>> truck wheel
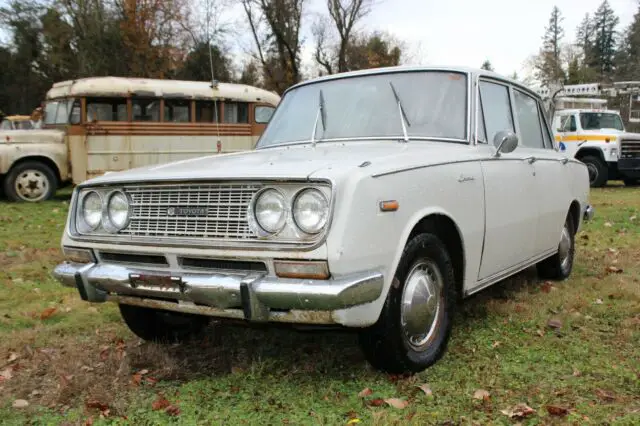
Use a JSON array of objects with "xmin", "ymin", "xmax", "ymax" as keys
[
  {"xmin": 536, "ymin": 213, "xmax": 575, "ymax": 280},
  {"xmin": 623, "ymin": 179, "xmax": 639, "ymax": 187},
  {"xmin": 119, "ymin": 304, "xmax": 210, "ymax": 343},
  {"xmin": 358, "ymin": 233, "xmax": 456, "ymax": 374},
  {"xmin": 4, "ymin": 161, "xmax": 57, "ymax": 202},
  {"xmin": 579, "ymin": 155, "xmax": 608, "ymax": 188}
]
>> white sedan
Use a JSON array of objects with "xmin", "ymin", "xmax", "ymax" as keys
[{"xmin": 53, "ymin": 66, "xmax": 593, "ymax": 374}]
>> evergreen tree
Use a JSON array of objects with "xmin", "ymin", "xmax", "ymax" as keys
[
  {"xmin": 591, "ymin": 0, "xmax": 619, "ymax": 79},
  {"xmin": 536, "ymin": 6, "xmax": 565, "ymax": 84},
  {"xmin": 616, "ymin": 2, "xmax": 640, "ymax": 80},
  {"xmin": 480, "ymin": 60, "xmax": 494, "ymax": 71}
]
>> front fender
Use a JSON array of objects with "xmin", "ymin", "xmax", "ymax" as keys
[{"xmin": 0, "ymin": 143, "xmax": 68, "ymax": 179}]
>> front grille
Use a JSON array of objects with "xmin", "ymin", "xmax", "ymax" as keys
[
  {"xmin": 621, "ymin": 137, "xmax": 640, "ymax": 159},
  {"xmin": 120, "ymin": 183, "xmax": 261, "ymax": 240}
]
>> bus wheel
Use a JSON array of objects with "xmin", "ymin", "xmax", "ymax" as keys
[
  {"xmin": 623, "ymin": 179, "xmax": 639, "ymax": 187},
  {"xmin": 580, "ymin": 155, "xmax": 608, "ymax": 188},
  {"xmin": 4, "ymin": 161, "xmax": 57, "ymax": 202}
]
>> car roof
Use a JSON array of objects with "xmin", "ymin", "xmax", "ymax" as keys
[{"xmin": 284, "ymin": 65, "xmax": 539, "ymax": 99}]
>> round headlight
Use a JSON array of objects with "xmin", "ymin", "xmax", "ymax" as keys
[
  {"xmin": 82, "ymin": 191, "xmax": 102, "ymax": 230},
  {"xmin": 107, "ymin": 191, "xmax": 130, "ymax": 230},
  {"xmin": 293, "ymin": 188, "xmax": 329, "ymax": 234},
  {"xmin": 254, "ymin": 189, "xmax": 286, "ymax": 233}
]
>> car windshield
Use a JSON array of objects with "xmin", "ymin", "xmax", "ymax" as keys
[
  {"xmin": 257, "ymin": 71, "xmax": 468, "ymax": 148},
  {"xmin": 579, "ymin": 112, "xmax": 624, "ymax": 131},
  {"xmin": 44, "ymin": 99, "xmax": 74, "ymax": 125}
]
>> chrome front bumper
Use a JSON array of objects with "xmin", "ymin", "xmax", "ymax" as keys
[
  {"xmin": 52, "ymin": 262, "xmax": 384, "ymax": 324},
  {"xmin": 583, "ymin": 204, "xmax": 595, "ymax": 221}
]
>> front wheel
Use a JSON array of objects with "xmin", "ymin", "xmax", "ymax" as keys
[
  {"xmin": 119, "ymin": 304, "xmax": 210, "ymax": 343},
  {"xmin": 3, "ymin": 161, "xmax": 57, "ymax": 202},
  {"xmin": 358, "ymin": 233, "xmax": 456, "ymax": 374},
  {"xmin": 579, "ymin": 155, "xmax": 608, "ymax": 188}
]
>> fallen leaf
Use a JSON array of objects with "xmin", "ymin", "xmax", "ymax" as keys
[
  {"xmin": 473, "ymin": 389, "xmax": 491, "ymax": 401},
  {"xmin": 132, "ymin": 373, "xmax": 142, "ymax": 386},
  {"xmin": 606, "ymin": 266, "xmax": 623, "ymax": 274},
  {"xmin": 541, "ymin": 282, "xmax": 553, "ymax": 293},
  {"xmin": 145, "ymin": 376, "xmax": 158, "ymax": 385},
  {"xmin": 12, "ymin": 399, "xmax": 29, "ymax": 409},
  {"xmin": 86, "ymin": 399, "xmax": 109, "ymax": 411},
  {"xmin": 630, "ymin": 215, "xmax": 637, "ymax": 221},
  {"xmin": 99, "ymin": 346, "xmax": 109, "ymax": 361},
  {"xmin": 604, "ymin": 222, "xmax": 612, "ymax": 227},
  {"xmin": 346, "ymin": 419, "xmax": 361, "ymax": 425},
  {"xmin": 366, "ymin": 398, "xmax": 385, "ymax": 407},
  {"xmin": 40, "ymin": 307, "xmax": 57, "ymax": 320},
  {"xmin": 84, "ymin": 417, "xmax": 94, "ymax": 426},
  {"xmin": 29, "ymin": 390, "xmax": 41, "ymax": 397},
  {"xmin": 138, "ymin": 369, "xmax": 149, "ymax": 376},
  {"xmin": 417, "ymin": 384, "xmax": 433, "ymax": 397},
  {"xmin": 607, "ymin": 248, "xmax": 617, "ymax": 254},
  {"xmin": 357, "ymin": 388, "xmax": 373, "ymax": 398},
  {"xmin": 595, "ymin": 389, "xmax": 616, "ymax": 402},
  {"xmin": 546, "ymin": 405, "xmax": 569, "ymax": 416},
  {"xmin": 536, "ymin": 329, "xmax": 545, "ymax": 337},
  {"xmin": 501, "ymin": 403, "xmax": 536, "ymax": 419},
  {"xmin": 165, "ymin": 405, "xmax": 181, "ymax": 416},
  {"xmin": 7, "ymin": 353, "xmax": 18, "ymax": 363},
  {"xmin": 594, "ymin": 299, "xmax": 604, "ymax": 305},
  {"xmin": 1, "ymin": 368, "xmax": 13, "ymax": 381},
  {"xmin": 547, "ymin": 318, "xmax": 562, "ymax": 330},
  {"xmin": 491, "ymin": 341, "xmax": 501, "ymax": 348},
  {"xmin": 152, "ymin": 396, "xmax": 171, "ymax": 411},
  {"xmin": 573, "ymin": 368, "xmax": 582, "ymax": 377},
  {"xmin": 384, "ymin": 398, "xmax": 409, "ymax": 409}
]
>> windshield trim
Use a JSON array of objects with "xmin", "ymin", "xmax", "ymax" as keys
[
  {"xmin": 256, "ymin": 69, "xmax": 472, "ymax": 148},
  {"xmin": 255, "ymin": 135, "xmax": 470, "ymax": 150}
]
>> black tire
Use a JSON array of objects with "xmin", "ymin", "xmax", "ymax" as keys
[
  {"xmin": 119, "ymin": 304, "xmax": 210, "ymax": 343},
  {"xmin": 623, "ymin": 179, "xmax": 640, "ymax": 187},
  {"xmin": 579, "ymin": 155, "xmax": 608, "ymax": 188},
  {"xmin": 358, "ymin": 233, "xmax": 456, "ymax": 374},
  {"xmin": 536, "ymin": 213, "xmax": 575, "ymax": 280},
  {"xmin": 3, "ymin": 161, "xmax": 57, "ymax": 202}
]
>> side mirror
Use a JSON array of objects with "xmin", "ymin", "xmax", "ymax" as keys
[{"xmin": 493, "ymin": 130, "xmax": 518, "ymax": 157}]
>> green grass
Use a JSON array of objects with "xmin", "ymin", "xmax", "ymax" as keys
[{"xmin": 0, "ymin": 184, "xmax": 638, "ymax": 425}]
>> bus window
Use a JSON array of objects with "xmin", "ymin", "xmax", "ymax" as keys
[
  {"xmin": 133, "ymin": 98, "xmax": 160, "ymax": 122},
  {"xmin": 195, "ymin": 101, "xmax": 221, "ymax": 122},
  {"xmin": 224, "ymin": 102, "xmax": 249, "ymax": 124},
  {"xmin": 86, "ymin": 98, "xmax": 127, "ymax": 122},
  {"xmin": 255, "ymin": 106, "xmax": 275, "ymax": 123},
  {"xmin": 164, "ymin": 99, "xmax": 190, "ymax": 123}
]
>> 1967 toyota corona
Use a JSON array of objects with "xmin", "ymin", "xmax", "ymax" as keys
[{"xmin": 54, "ymin": 66, "xmax": 594, "ymax": 373}]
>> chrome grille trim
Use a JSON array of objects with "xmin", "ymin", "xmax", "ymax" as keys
[
  {"xmin": 120, "ymin": 183, "xmax": 261, "ymax": 240},
  {"xmin": 620, "ymin": 138, "xmax": 640, "ymax": 159}
]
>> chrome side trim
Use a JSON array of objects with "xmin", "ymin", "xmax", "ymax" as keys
[{"xmin": 466, "ymin": 248, "xmax": 557, "ymax": 297}]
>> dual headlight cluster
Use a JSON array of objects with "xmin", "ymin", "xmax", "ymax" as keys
[
  {"xmin": 250, "ymin": 187, "xmax": 330, "ymax": 237},
  {"xmin": 77, "ymin": 190, "xmax": 130, "ymax": 234}
]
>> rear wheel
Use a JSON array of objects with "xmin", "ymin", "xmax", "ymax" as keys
[
  {"xmin": 358, "ymin": 233, "xmax": 456, "ymax": 374},
  {"xmin": 579, "ymin": 155, "xmax": 608, "ymax": 188},
  {"xmin": 119, "ymin": 304, "xmax": 210, "ymax": 343},
  {"xmin": 536, "ymin": 214, "xmax": 575, "ymax": 280},
  {"xmin": 4, "ymin": 161, "xmax": 57, "ymax": 202}
]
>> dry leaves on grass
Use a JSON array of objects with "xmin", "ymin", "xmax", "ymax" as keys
[
  {"xmin": 152, "ymin": 395, "xmax": 171, "ymax": 411},
  {"xmin": 357, "ymin": 388, "xmax": 373, "ymax": 398},
  {"xmin": 473, "ymin": 389, "xmax": 490, "ymax": 401},
  {"xmin": 384, "ymin": 398, "xmax": 409, "ymax": 409},
  {"xmin": 595, "ymin": 388, "xmax": 616, "ymax": 402},
  {"xmin": 12, "ymin": 399, "xmax": 29, "ymax": 409},
  {"xmin": 546, "ymin": 405, "xmax": 569, "ymax": 416},
  {"xmin": 40, "ymin": 307, "xmax": 57, "ymax": 320},
  {"xmin": 417, "ymin": 384, "xmax": 433, "ymax": 397},
  {"xmin": 547, "ymin": 318, "xmax": 562, "ymax": 330},
  {"xmin": 501, "ymin": 403, "xmax": 536, "ymax": 419},
  {"xmin": 606, "ymin": 266, "xmax": 623, "ymax": 274}
]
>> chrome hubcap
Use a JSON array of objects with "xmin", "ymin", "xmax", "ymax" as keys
[
  {"xmin": 14, "ymin": 169, "xmax": 49, "ymax": 201},
  {"xmin": 586, "ymin": 163, "xmax": 598, "ymax": 184},
  {"xmin": 400, "ymin": 260, "xmax": 443, "ymax": 351},
  {"xmin": 558, "ymin": 225, "xmax": 571, "ymax": 271}
]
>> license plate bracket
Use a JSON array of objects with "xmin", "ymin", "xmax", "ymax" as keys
[{"xmin": 129, "ymin": 273, "xmax": 183, "ymax": 292}]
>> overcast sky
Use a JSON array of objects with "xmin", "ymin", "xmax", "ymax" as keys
[{"xmin": 248, "ymin": 0, "xmax": 637, "ymax": 81}]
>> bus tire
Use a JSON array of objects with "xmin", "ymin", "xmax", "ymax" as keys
[
  {"xmin": 3, "ymin": 161, "xmax": 58, "ymax": 202},
  {"xmin": 580, "ymin": 155, "xmax": 608, "ymax": 188}
]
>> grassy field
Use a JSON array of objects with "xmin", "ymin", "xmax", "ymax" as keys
[{"xmin": 0, "ymin": 185, "xmax": 638, "ymax": 425}]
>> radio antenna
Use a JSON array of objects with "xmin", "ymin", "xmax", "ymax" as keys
[{"xmin": 204, "ymin": 0, "xmax": 222, "ymax": 151}]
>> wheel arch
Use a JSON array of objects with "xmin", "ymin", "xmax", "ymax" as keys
[
  {"xmin": 575, "ymin": 146, "xmax": 605, "ymax": 162},
  {"xmin": 569, "ymin": 199, "xmax": 581, "ymax": 235},
  {"xmin": 7, "ymin": 155, "xmax": 62, "ymax": 184}
]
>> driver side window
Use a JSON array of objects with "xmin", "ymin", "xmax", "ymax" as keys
[
  {"xmin": 478, "ymin": 80, "xmax": 514, "ymax": 146},
  {"xmin": 561, "ymin": 115, "xmax": 577, "ymax": 132}
]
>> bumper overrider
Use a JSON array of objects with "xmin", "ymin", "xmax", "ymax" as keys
[
  {"xmin": 52, "ymin": 262, "xmax": 384, "ymax": 325},
  {"xmin": 583, "ymin": 204, "xmax": 595, "ymax": 221}
]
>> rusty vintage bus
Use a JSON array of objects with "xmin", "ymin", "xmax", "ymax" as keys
[{"xmin": 0, "ymin": 77, "xmax": 280, "ymax": 202}]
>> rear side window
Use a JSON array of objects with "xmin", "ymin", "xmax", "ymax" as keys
[
  {"xmin": 224, "ymin": 102, "xmax": 249, "ymax": 123},
  {"xmin": 164, "ymin": 99, "xmax": 190, "ymax": 123},
  {"xmin": 478, "ymin": 81, "xmax": 514, "ymax": 146},
  {"xmin": 132, "ymin": 98, "xmax": 160, "ymax": 122},
  {"xmin": 86, "ymin": 98, "xmax": 127, "ymax": 122}
]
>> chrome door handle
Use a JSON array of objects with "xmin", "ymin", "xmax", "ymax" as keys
[
  {"xmin": 524, "ymin": 156, "xmax": 536, "ymax": 164},
  {"xmin": 561, "ymin": 158, "xmax": 569, "ymax": 164}
]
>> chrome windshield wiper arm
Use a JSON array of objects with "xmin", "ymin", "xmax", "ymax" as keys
[
  {"xmin": 389, "ymin": 82, "xmax": 411, "ymax": 142},
  {"xmin": 311, "ymin": 89, "xmax": 327, "ymax": 147}
]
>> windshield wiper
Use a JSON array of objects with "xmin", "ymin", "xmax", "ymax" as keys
[
  {"xmin": 389, "ymin": 81, "xmax": 411, "ymax": 142},
  {"xmin": 311, "ymin": 89, "xmax": 327, "ymax": 147}
]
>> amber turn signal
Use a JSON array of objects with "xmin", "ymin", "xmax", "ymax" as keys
[
  {"xmin": 379, "ymin": 200, "xmax": 399, "ymax": 212},
  {"xmin": 274, "ymin": 260, "xmax": 330, "ymax": 279},
  {"xmin": 62, "ymin": 246, "xmax": 95, "ymax": 264}
]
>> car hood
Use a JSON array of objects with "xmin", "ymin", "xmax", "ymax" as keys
[
  {"xmin": 83, "ymin": 140, "xmax": 477, "ymax": 186},
  {"xmin": 0, "ymin": 129, "xmax": 65, "ymax": 144}
]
